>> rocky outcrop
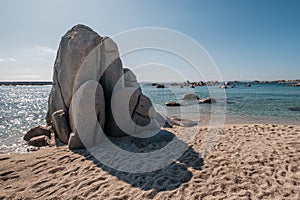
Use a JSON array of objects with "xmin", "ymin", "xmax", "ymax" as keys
[{"xmin": 41, "ymin": 24, "xmax": 162, "ymax": 149}]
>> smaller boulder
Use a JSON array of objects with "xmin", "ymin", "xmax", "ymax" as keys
[
  {"xmin": 199, "ymin": 97, "xmax": 216, "ymax": 104},
  {"xmin": 52, "ymin": 109, "xmax": 70, "ymax": 144},
  {"xmin": 24, "ymin": 126, "xmax": 51, "ymax": 142},
  {"xmin": 165, "ymin": 102, "xmax": 181, "ymax": 106},
  {"xmin": 28, "ymin": 135, "xmax": 50, "ymax": 147},
  {"xmin": 182, "ymin": 93, "xmax": 199, "ymax": 101}
]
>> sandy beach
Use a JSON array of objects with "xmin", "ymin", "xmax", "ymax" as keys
[{"xmin": 1, "ymin": 123, "xmax": 299, "ymax": 200}]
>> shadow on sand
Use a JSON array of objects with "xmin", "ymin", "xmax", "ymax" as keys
[{"xmin": 72, "ymin": 129, "xmax": 203, "ymax": 192}]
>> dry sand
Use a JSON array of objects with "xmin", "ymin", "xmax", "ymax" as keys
[{"xmin": 1, "ymin": 124, "xmax": 300, "ymax": 199}]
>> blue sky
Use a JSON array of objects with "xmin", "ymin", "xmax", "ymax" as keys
[{"xmin": 0, "ymin": 0, "xmax": 299, "ymax": 81}]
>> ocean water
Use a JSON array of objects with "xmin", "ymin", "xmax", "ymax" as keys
[
  {"xmin": 141, "ymin": 83, "xmax": 300, "ymax": 124},
  {"xmin": 0, "ymin": 85, "xmax": 50, "ymax": 153},
  {"xmin": 0, "ymin": 83, "xmax": 299, "ymax": 153}
]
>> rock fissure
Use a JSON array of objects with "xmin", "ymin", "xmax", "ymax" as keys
[{"xmin": 131, "ymin": 93, "xmax": 142, "ymax": 119}]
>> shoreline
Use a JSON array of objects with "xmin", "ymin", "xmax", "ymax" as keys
[
  {"xmin": 1, "ymin": 123, "xmax": 300, "ymax": 199},
  {"xmin": 1, "ymin": 119, "xmax": 300, "ymax": 155}
]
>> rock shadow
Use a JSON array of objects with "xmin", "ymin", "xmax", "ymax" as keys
[{"xmin": 72, "ymin": 129, "xmax": 203, "ymax": 192}]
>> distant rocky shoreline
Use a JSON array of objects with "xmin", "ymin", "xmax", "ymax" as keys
[
  {"xmin": 150, "ymin": 79, "xmax": 300, "ymax": 88},
  {"xmin": 1, "ymin": 79, "xmax": 299, "ymax": 86}
]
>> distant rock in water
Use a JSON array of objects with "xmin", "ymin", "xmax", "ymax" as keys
[
  {"xmin": 25, "ymin": 24, "xmax": 163, "ymax": 149},
  {"xmin": 165, "ymin": 102, "xmax": 181, "ymax": 106},
  {"xmin": 199, "ymin": 97, "xmax": 216, "ymax": 104},
  {"xmin": 182, "ymin": 93, "xmax": 200, "ymax": 101},
  {"xmin": 290, "ymin": 83, "xmax": 300, "ymax": 87},
  {"xmin": 288, "ymin": 107, "xmax": 300, "ymax": 112},
  {"xmin": 156, "ymin": 84, "xmax": 165, "ymax": 88}
]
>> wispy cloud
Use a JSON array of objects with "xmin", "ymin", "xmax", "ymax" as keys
[
  {"xmin": 0, "ymin": 58, "xmax": 18, "ymax": 62},
  {"xmin": 9, "ymin": 58, "xmax": 17, "ymax": 62},
  {"xmin": 36, "ymin": 45, "xmax": 56, "ymax": 54}
]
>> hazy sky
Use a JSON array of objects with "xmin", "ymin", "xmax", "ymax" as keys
[{"xmin": 0, "ymin": 0, "xmax": 299, "ymax": 81}]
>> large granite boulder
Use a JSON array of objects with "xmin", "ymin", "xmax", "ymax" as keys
[{"xmin": 43, "ymin": 24, "xmax": 162, "ymax": 149}]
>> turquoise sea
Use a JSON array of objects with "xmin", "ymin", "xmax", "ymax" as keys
[{"xmin": 0, "ymin": 83, "xmax": 299, "ymax": 153}]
